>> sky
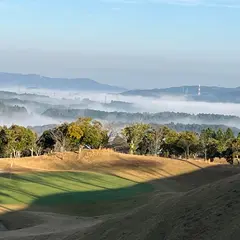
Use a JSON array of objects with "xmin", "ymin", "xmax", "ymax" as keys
[{"xmin": 0, "ymin": 0, "xmax": 240, "ymax": 89}]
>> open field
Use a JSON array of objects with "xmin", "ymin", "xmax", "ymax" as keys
[{"xmin": 1, "ymin": 150, "xmax": 240, "ymax": 240}]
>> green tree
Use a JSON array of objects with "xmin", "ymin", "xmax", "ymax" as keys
[
  {"xmin": 237, "ymin": 132, "xmax": 240, "ymax": 139},
  {"xmin": 206, "ymin": 138, "xmax": 219, "ymax": 162},
  {"xmin": 68, "ymin": 118, "xmax": 108, "ymax": 150},
  {"xmin": 199, "ymin": 128, "xmax": 215, "ymax": 160},
  {"xmin": 122, "ymin": 123, "xmax": 150, "ymax": 154},
  {"xmin": 38, "ymin": 118, "xmax": 109, "ymax": 154},
  {"xmin": 215, "ymin": 129, "xmax": 227, "ymax": 158},
  {"xmin": 7, "ymin": 125, "xmax": 36, "ymax": 158},
  {"xmin": 224, "ymin": 128, "xmax": 234, "ymax": 141},
  {"xmin": 162, "ymin": 128, "xmax": 179, "ymax": 157},
  {"xmin": 177, "ymin": 131, "xmax": 199, "ymax": 159},
  {"xmin": 229, "ymin": 138, "xmax": 240, "ymax": 165},
  {"xmin": 37, "ymin": 129, "xmax": 56, "ymax": 153},
  {"xmin": 0, "ymin": 126, "xmax": 9, "ymax": 157}
]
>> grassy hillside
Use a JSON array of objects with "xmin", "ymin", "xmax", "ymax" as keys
[
  {"xmin": 82, "ymin": 173, "xmax": 240, "ymax": 240},
  {"xmin": 0, "ymin": 171, "xmax": 153, "ymax": 216},
  {"xmin": 0, "ymin": 150, "xmax": 240, "ymax": 240}
]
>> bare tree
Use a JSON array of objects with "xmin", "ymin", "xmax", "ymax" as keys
[
  {"xmin": 29, "ymin": 143, "xmax": 42, "ymax": 157},
  {"xmin": 149, "ymin": 126, "xmax": 166, "ymax": 156},
  {"xmin": 49, "ymin": 128, "xmax": 67, "ymax": 152}
]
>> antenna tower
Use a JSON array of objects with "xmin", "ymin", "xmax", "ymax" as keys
[{"xmin": 198, "ymin": 84, "xmax": 201, "ymax": 96}]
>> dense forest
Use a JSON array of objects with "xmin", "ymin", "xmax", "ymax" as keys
[{"xmin": 0, "ymin": 118, "xmax": 240, "ymax": 165}]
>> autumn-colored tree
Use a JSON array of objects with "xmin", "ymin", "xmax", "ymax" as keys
[
  {"xmin": 67, "ymin": 122, "xmax": 84, "ymax": 152},
  {"xmin": 67, "ymin": 118, "xmax": 109, "ymax": 150}
]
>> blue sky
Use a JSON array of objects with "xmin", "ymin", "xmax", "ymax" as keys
[{"xmin": 1, "ymin": 0, "xmax": 240, "ymax": 89}]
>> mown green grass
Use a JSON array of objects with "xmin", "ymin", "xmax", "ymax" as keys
[{"xmin": 0, "ymin": 172, "xmax": 153, "ymax": 210}]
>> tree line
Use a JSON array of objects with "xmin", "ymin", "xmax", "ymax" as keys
[
  {"xmin": 121, "ymin": 123, "xmax": 240, "ymax": 164},
  {"xmin": 42, "ymin": 108, "xmax": 240, "ymax": 125},
  {"xmin": 0, "ymin": 118, "xmax": 240, "ymax": 165},
  {"xmin": 0, "ymin": 118, "xmax": 108, "ymax": 158}
]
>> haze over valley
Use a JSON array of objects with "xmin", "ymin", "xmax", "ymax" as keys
[{"xmin": 1, "ymin": 72, "xmax": 240, "ymax": 136}]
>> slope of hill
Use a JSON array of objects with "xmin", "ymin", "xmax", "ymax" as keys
[
  {"xmin": 0, "ymin": 150, "xmax": 240, "ymax": 240},
  {"xmin": 82, "ymin": 173, "xmax": 240, "ymax": 240},
  {"xmin": 0, "ymin": 72, "xmax": 126, "ymax": 92}
]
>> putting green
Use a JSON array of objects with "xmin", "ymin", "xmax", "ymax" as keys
[{"xmin": 0, "ymin": 172, "xmax": 153, "ymax": 206}]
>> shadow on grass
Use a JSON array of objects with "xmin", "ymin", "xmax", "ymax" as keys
[
  {"xmin": 0, "ymin": 172, "xmax": 153, "ymax": 218},
  {"xmin": 32, "ymin": 183, "xmax": 152, "ymax": 206},
  {"xmin": 0, "ymin": 162, "xmax": 240, "ymax": 231},
  {"xmin": 0, "ymin": 170, "xmax": 154, "ymax": 216}
]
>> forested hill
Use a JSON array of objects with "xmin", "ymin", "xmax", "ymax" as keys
[
  {"xmin": 121, "ymin": 86, "xmax": 240, "ymax": 103},
  {"xmin": 0, "ymin": 102, "xmax": 27, "ymax": 116},
  {"xmin": 42, "ymin": 108, "xmax": 240, "ymax": 127}
]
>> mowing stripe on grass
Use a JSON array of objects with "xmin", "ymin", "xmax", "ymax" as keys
[{"xmin": 0, "ymin": 171, "xmax": 153, "ymax": 206}]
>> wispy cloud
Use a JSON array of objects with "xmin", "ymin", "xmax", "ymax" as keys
[
  {"xmin": 101, "ymin": 0, "xmax": 240, "ymax": 8},
  {"xmin": 111, "ymin": 7, "xmax": 121, "ymax": 11},
  {"xmin": 156, "ymin": 0, "xmax": 240, "ymax": 8}
]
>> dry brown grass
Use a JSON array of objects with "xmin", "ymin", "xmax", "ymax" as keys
[
  {"xmin": 0, "ymin": 149, "xmax": 234, "ymax": 183},
  {"xmin": 1, "ymin": 150, "xmax": 240, "ymax": 240},
  {"xmin": 81, "ymin": 173, "xmax": 240, "ymax": 240}
]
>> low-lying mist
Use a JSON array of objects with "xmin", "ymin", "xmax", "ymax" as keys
[
  {"xmin": 0, "ymin": 114, "xmax": 60, "ymax": 128},
  {"xmin": 4, "ymin": 87, "xmax": 240, "ymax": 115},
  {"xmin": 1, "ymin": 87, "xmax": 240, "ymax": 129}
]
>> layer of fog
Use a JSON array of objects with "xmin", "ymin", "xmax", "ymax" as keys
[
  {"xmin": 2, "ymin": 87, "xmax": 240, "ymax": 128},
  {"xmin": 0, "ymin": 114, "xmax": 61, "ymax": 128},
  {"xmin": 12, "ymin": 87, "xmax": 240, "ymax": 116}
]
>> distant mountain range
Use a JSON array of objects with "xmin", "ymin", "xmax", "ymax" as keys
[
  {"xmin": 0, "ymin": 72, "xmax": 126, "ymax": 92},
  {"xmin": 2, "ymin": 72, "xmax": 240, "ymax": 103},
  {"xmin": 122, "ymin": 86, "xmax": 240, "ymax": 103}
]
